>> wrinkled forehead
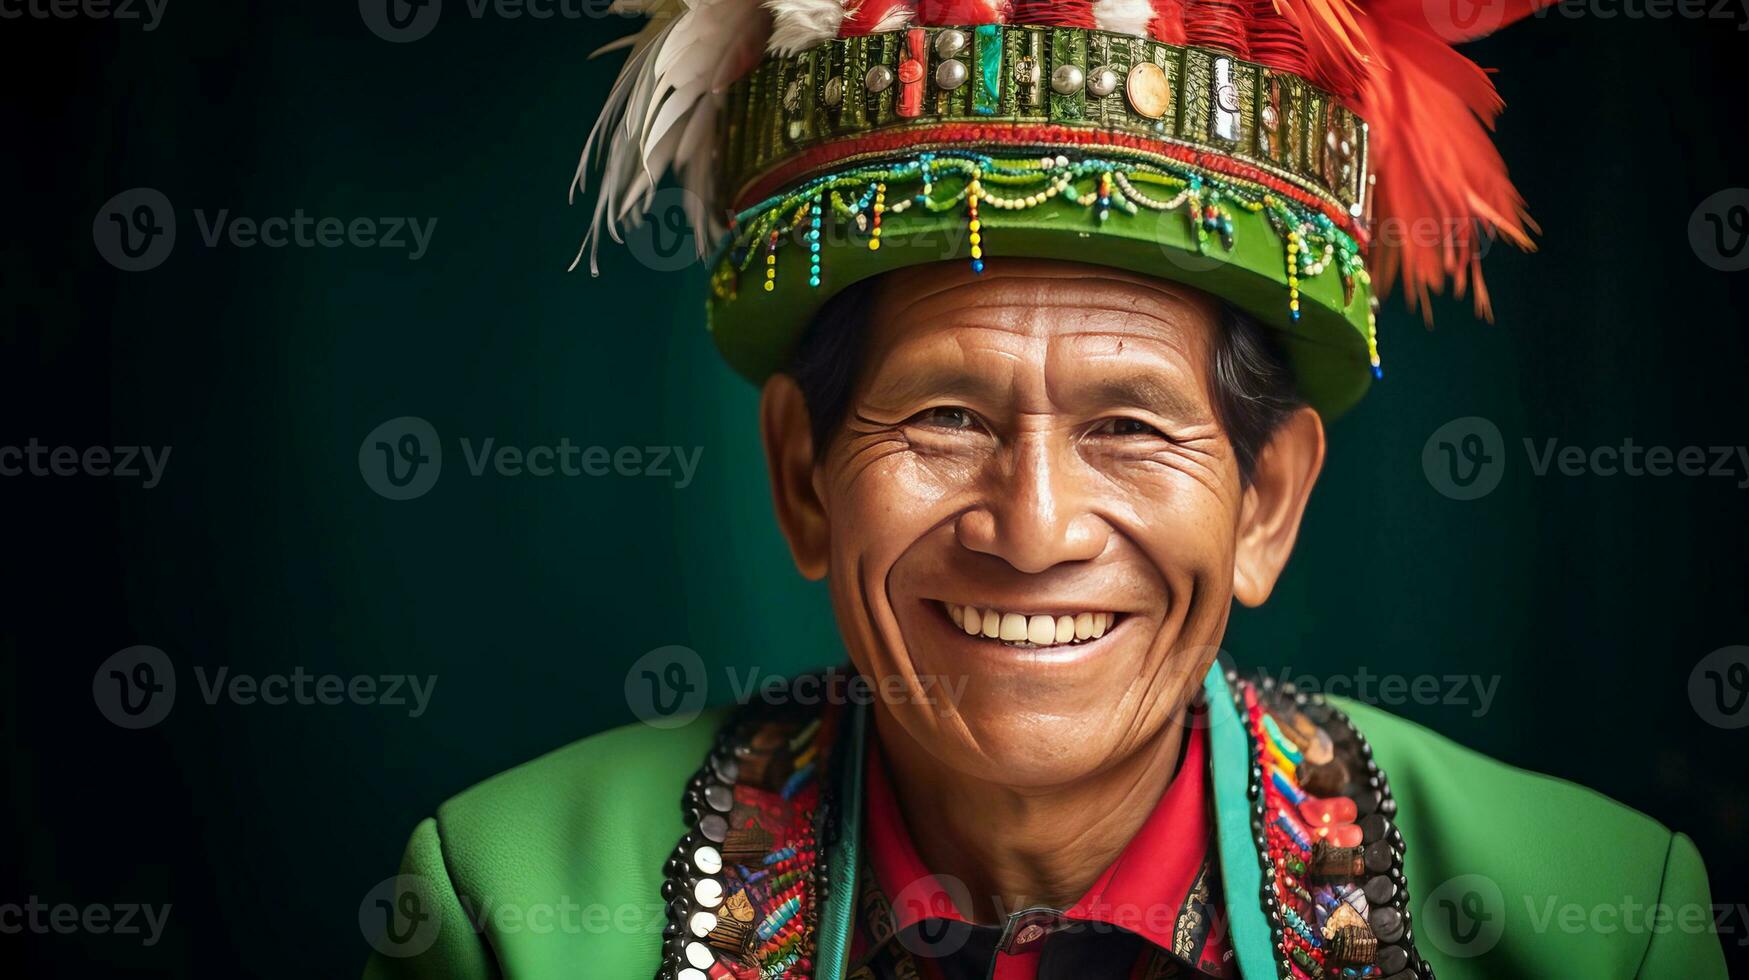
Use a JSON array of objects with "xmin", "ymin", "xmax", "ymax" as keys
[{"xmin": 857, "ymin": 259, "xmax": 1224, "ymax": 404}]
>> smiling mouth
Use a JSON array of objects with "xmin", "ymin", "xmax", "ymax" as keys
[{"xmin": 939, "ymin": 601, "xmax": 1120, "ymax": 649}]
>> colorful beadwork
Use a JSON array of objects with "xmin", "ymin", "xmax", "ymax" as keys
[
  {"xmin": 1225, "ymin": 672, "xmax": 1428, "ymax": 980},
  {"xmin": 712, "ymin": 150, "xmax": 1372, "ymax": 358},
  {"xmin": 654, "ymin": 705, "xmax": 831, "ymax": 980}
]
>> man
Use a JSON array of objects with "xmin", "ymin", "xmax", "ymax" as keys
[{"xmin": 366, "ymin": 2, "xmax": 1727, "ymax": 978}]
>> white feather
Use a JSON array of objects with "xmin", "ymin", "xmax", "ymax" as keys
[
  {"xmin": 765, "ymin": 0, "xmax": 849, "ymax": 56},
  {"xmin": 570, "ymin": 0, "xmax": 771, "ymax": 273},
  {"xmin": 868, "ymin": 0, "xmax": 913, "ymax": 31},
  {"xmin": 1092, "ymin": 0, "xmax": 1154, "ymax": 36}
]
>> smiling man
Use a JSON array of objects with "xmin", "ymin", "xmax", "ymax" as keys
[{"xmin": 365, "ymin": 2, "xmax": 1726, "ymax": 979}]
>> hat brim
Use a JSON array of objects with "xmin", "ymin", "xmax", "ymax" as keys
[{"xmin": 708, "ymin": 188, "xmax": 1374, "ymax": 419}]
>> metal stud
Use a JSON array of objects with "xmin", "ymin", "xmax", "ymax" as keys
[
  {"xmin": 1050, "ymin": 64, "xmax": 1084, "ymax": 95},
  {"xmin": 935, "ymin": 58, "xmax": 968, "ymax": 90},
  {"xmin": 703, "ymin": 783, "xmax": 733, "ymax": 813},
  {"xmin": 822, "ymin": 75, "xmax": 843, "ymax": 107},
  {"xmin": 933, "ymin": 28, "xmax": 967, "ymax": 59},
  {"xmin": 693, "ymin": 878, "xmax": 723, "ymax": 908},
  {"xmin": 1086, "ymin": 66, "xmax": 1118, "ymax": 98},
  {"xmin": 865, "ymin": 64, "xmax": 894, "ymax": 93},
  {"xmin": 783, "ymin": 79, "xmax": 802, "ymax": 112},
  {"xmin": 697, "ymin": 813, "xmax": 728, "ymax": 843}
]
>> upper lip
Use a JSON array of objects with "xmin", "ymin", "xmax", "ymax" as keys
[{"xmin": 928, "ymin": 597, "xmax": 1132, "ymax": 616}]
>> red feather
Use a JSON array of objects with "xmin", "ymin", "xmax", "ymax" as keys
[
  {"xmin": 1353, "ymin": 0, "xmax": 1550, "ymax": 319},
  {"xmin": 914, "ymin": 0, "xmax": 1011, "ymax": 23}
]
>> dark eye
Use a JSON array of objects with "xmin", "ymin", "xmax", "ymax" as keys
[
  {"xmin": 907, "ymin": 406, "xmax": 980, "ymax": 431},
  {"xmin": 1094, "ymin": 417, "xmax": 1165, "ymax": 438}
]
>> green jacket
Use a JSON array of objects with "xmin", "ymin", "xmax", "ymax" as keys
[{"xmin": 363, "ymin": 671, "xmax": 1726, "ymax": 979}]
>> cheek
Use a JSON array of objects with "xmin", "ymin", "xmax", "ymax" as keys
[
  {"xmin": 1099, "ymin": 456, "xmax": 1244, "ymax": 582},
  {"xmin": 825, "ymin": 440, "xmax": 979, "ymax": 568}
]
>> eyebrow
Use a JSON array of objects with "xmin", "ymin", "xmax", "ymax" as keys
[
  {"xmin": 1079, "ymin": 374, "xmax": 1207, "ymax": 421},
  {"xmin": 862, "ymin": 364, "xmax": 1012, "ymax": 409}
]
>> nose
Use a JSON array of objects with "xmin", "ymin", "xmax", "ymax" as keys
[{"xmin": 954, "ymin": 432, "xmax": 1110, "ymax": 573}]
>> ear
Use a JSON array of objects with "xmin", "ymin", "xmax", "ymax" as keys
[
  {"xmin": 760, "ymin": 374, "xmax": 830, "ymax": 580},
  {"xmin": 1232, "ymin": 406, "xmax": 1326, "ymax": 607}
]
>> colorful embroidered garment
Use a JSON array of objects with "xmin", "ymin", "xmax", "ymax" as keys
[{"xmin": 652, "ymin": 669, "xmax": 1431, "ymax": 980}]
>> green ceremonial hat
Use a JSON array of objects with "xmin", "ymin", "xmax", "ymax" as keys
[{"xmin": 577, "ymin": 2, "xmax": 1538, "ymax": 419}]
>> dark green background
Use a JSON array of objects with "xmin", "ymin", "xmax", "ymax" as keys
[{"xmin": 3, "ymin": 1, "xmax": 1747, "ymax": 975}]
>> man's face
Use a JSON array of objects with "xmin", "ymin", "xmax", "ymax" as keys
[{"xmin": 762, "ymin": 260, "xmax": 1322, "ymax": 787}]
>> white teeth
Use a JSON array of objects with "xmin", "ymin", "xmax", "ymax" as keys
[
  {"xmin": 1027, "ymin": 615, "xmax": 1055, "ymax": 645},
  {"xmin": 1075, "ymin": 612, "xmax": 1094, "ymax": 639},
  {"xmin": 942, "ymin": 603, "xmax": 1119, "ymax": 648}
]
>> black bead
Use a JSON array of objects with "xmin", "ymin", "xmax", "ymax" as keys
[
  {"xmin": 1360, "ymin": 813, "xmax": 1392, "ymax": 844},
  {"xmin": 1369, "ymin": 906, "xmax": 1405, "ymax": 944},
  {"xmin": 1364, "ymin": 875, "xmax": 1397, "ymax": 906},
  {"xmin": 1377, "ymin": 944, "xmax": 1409, "ymax": 973}
]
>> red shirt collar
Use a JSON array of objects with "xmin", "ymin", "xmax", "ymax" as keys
[{"xmin": 864, "ymin": 722, "xmax": 1220, "ymax": 957}]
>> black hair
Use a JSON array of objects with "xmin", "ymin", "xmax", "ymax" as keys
[{"xmin": 788, "ymin": 274, "xmax": 1303, "ymax": 481}]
